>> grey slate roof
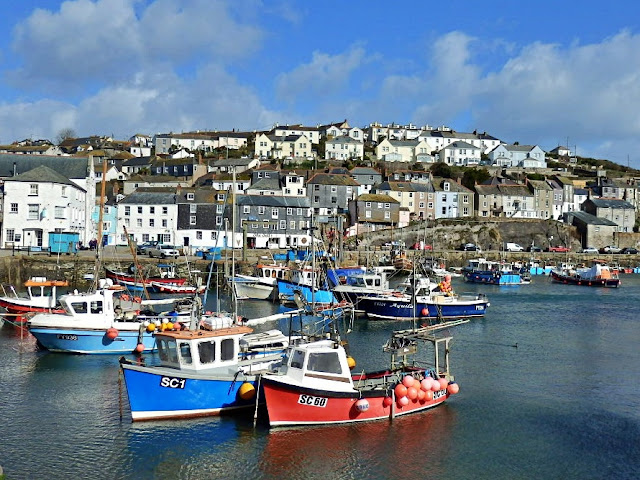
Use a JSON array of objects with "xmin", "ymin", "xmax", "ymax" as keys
[
  {"xmin": 0, "ymin": 153, "xmax": 90, "ymax": 179},
  {"xmin": 119, "ymin": 188, "xmax": 177, "ymax": 205},
  {"xmin": 8, "ymin": 165, "xmax": 85, "ymax": 191},
  {"xmin": 247, "ymin": 177, "xmax": 281, "ymax": 191},
  {"xmin": 588, "ymin": 198, "xmax": 634, "ymax": 209},
  {"xmin": 307, "ymin": 173, "xmax": 359, "ymax": 186},
  {"xmin": 570, "ymin": 211, "xmax": 618, "ymax": 225}
]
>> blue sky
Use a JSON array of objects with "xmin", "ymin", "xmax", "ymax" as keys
[{"xmin": 1, "ymin": 0, "xmax": 640, "ymax": 167}]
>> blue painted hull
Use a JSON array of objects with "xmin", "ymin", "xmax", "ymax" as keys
[
  {"xmin": 326, "ymin": 266, "xmax": 366, "ymax": 287},
  {"xmin": 28, "ymin": 327, "xmax": 156, "ymax": 354},
  {"xmin": 121, "ymin": 365, "xmax": 258, "ymax": 421},
  {"xmin": 464, "ymin": 271, "xmax": 526, "ymax": 285},
  {"xmin": 358, "ymin": 296, "xmax": 490, "ymax": 321},
  {"xmin": 277, "ymin": 279, "xmax": 337, "ymax": 305}
]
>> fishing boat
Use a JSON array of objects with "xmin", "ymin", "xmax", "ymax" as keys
[
  {"xmin": 119, "ymin": 324, "xmax": 290, "ymax": 421},
  {"xmin": 277, "ymin": 264, "xmax": 338, "ymax": 306},
  {"xmin": 550, "ymin": 260, "xmax": 620, "ymax": 287},
  {"xmin": 331, "ymin": 270, "xmax": 392, "ymax": 307},
  {"xmin": 105, "ymin": 264, "xmax": 188, "ymax": 292},
  {"xmin": 151, "ymin": 282, "xmax": 206, "ymax": 295},
  {"xmin": 392, "ymin": 250, "xmax": 413, "ymax": 272},
  {"xmin": 25, "ymin": 280, "xmax": 162, "ymax": 354},
  {"xmin": 230, "ymin": 262, "xmax": 290, "ymax": 301},
  {"xmin": 0, "ymin": 277, "xmax": 68, "ymax": 321},
  {"xmin": 261, "ymin": 323, "xmax": 461, "ymax": 427},
  {"xmin": 462, "ymin": 258, "xmax": 531, "ymax": 285},
  {"xmin": 356, "ymin": 275, "xmax": 490, "ymax": 321}
]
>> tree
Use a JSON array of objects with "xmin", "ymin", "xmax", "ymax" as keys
[
  {"xmin": 430, "ymin": 162, "xmax": 453, "ymax": 178},
  {"xmin": 461, "ymin": 168, "xmax": 491, "ymax": 190},
  {"xmin": 56, "ymin": 128, "xmax": 76, "ymax": 144}
]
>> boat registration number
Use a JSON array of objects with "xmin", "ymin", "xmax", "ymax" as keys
[
  {"xmin": 298, "ymin": 394, "xmax": 328, "ymax": 407},
  {"xmin": 56, "ymin": 334, "xmax": 77, "ymax": 341},
  {"xmin": 160, "ymin": 376, "xmax": 186, "ymax": 389}
]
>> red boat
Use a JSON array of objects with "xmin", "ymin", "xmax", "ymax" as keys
[
  {"xmin": 152, "ymin": 282, "xmax": 206, "ymax": 295},
  {"xmin": 261, "ymin": 328, "xmax": 459, "ymax": 427},
  {"xmin": 0, "ymin": 277, "xmax": 68, "ymax": 322},
  {"xmin": 105, "ymin": 265, "xmax": 188, "ymax": 291}
]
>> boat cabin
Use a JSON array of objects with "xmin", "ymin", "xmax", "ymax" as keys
[
  {"xmin": 256, "ymin": 264, "xmax": 289, "ymax": 283},
  {"xmin": 347, "ymin": 271, "xmax": 388, "ymax": 289},
  {"xmin": 155, "ymin": 326, "xmax": 253, "ymax": 371},
  {"xmin": 279, "ymin": 340, "xmax": 355, "ymax": 392}
]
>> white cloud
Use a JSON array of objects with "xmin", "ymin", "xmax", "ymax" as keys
[{"xmin": 274, "ymin": 46, "xmax": 367, "ymax": 102}]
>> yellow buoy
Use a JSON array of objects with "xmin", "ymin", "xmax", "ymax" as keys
[
  {"xmin": 347, "ymin": 356, "xmax": 356, "ymax": 369},
  {"xmin": 238, "ymin": 382, "xmax": 256, "ymax": 400},
  {"xmin": 166, "ymin": 322, "xmax": 174, "ymax": 330},
  {"xmin": 146, "ymin": 323, "xmax": 156, "ymax": 332}
]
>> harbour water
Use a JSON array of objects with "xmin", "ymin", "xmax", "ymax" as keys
[{"xmin": 1, "ymin": 275, "xmax": 640, "ymax": 479}]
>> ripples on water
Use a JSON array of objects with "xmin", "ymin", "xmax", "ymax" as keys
[{"xmin": 1, "ymin": 277, "xmax": 640, "ymax": 479}]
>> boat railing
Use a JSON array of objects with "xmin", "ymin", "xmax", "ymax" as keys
[{"xmin": 0, "ymin": 284, "xmax": 20, "ymax": 299}]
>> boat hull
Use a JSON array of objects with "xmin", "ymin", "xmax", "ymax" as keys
[
  {"xmin": 233, "ymin": 280, "xmax": 275, "ymax": 300},
  {"xmin": 358, "ymin": 296, "xmax": 490, "ymax": 321},
  {"xmin": 550, "ymin": 270, "xmax": 620, "ymax": 287},
  {"xmin": 277, "ymin": 280, "xmax": 336, "ymax": 305},
  {"xmin": 27, "ymin": 326, "xmax": 157, "ymax": 354},
  {"xmin": 262, "ymin": 376, "xmax": 449, "ymax": 427},
  {"xmin": 463, "ymin": 271, "xmax": 527, "ymax": 285},
  {"xmin": 121, "ymin": 364, "xmax": 260, "ymax": 421}
]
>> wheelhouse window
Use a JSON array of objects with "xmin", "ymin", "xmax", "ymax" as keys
[
  {"xmin": 220, "ymin": 338, "xmax": 235, "ymax": 361},
  {"xmin": 307, "ymin": 352, "xmax": 342, "ymax": 374},
  {"xmin": 179, "ymin": 342, "xmax": 192, "ymax": 364},
  {"xmin": 290, "ymin": 349, "xmax": 305, "ymax": 369},
  {"xmin": 70, "ymin": 302, "xmax": 87, "ymax": 314},
  {"xmin": 198, "ymin": 341, "xmax": 216, "ymax": 364}
]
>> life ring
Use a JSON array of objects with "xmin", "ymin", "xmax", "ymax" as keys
[
  {"xmin": 121, "ymin": 294, "xmax": 130, "ymax": 301},
  {"xmin": 300, "ymin": 237, "xmax": 308, "ymax": 245}
]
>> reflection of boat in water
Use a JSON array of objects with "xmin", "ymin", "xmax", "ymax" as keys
[{"xmin": 261, "ymin": 323, "xmax": 461, "ymax": 427}]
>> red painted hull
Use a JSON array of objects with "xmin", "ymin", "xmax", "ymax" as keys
[
  {"xmin": 0, "ymin": 299, "xmax": 64, "ymax": 322},
  {"xmin": 262, "ymin": 377, "xmax": 449, "ymax": 427},
  {"xmin": 105, "ymin": 268, "xmax": 187, "ymax": 286}
]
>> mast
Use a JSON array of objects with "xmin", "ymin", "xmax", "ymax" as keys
[
  {"xmin": 91, "ymin": 159, "xmax": 108, "ymax": 291},
  {"xmin": 231, "ymin": 167, "xmax": 237, "ymax": 318}
]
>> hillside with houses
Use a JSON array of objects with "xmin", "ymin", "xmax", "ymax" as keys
[{"xmin": 0, "ymin": 120, "xmax": 638, "ymax": 253}]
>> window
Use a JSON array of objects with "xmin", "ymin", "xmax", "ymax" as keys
[
  {"xmin": 29, "ymin": 184, "xmax": 39, "ymax": 196},
  {"xmin": 290, "ymin": 349, "xmax": 305, "ymax": 369},
  {"xmin": 125, "ymin": 206, "xmax": 130, "ymax": 216},
  {"xmin": 10, "ymin": 203, "xmax": 18, "ymax": 214},
  {"xmin": 195, "ymin": 231, "xmax": 202, "ymax": 240},
  {"xmin": 365, "ymin": 210, "xmax": 371, "ymax": 218},
  {"xmin": 187, "ymin": 193, "xmax": 195, "ymax": 200},
  {"xmin": 211, "ymin": 232, "xmax": 217, "ymax": 240},
  {"xmin": 243, "ymin": 206, "xmax": 250, "ymax": 214},
  {"xmin": 190, "ymin": 215, "xmax": 197, "ymax": 225},
  {"xmin": 28, "ymin": 204, "xmax": 39, "ymax": 220},
  {"xmin": 162, "ymin": 207, "xmax": 168, "ymax": 215},
  {"xmin": 297, "ymin": 208, "xmax": 302, "ymax": 215},
  {"xmin": 198, "ymin": 341, "xmax": 216, "ymax": 364},
  {"xmin": 385, "ymin": 211, "xmax": 390, "ymax": 219},
  {"xmin": 142, "ymin": 234, "xmax": 149, "ymax": 242},
  {"xmin": 220, "ymin": 338, "xmax": 234, "ymax": 361},
  {"xmin": 179, "ymin": 342, "xmax": 192, "ymax": 364},
  {"xmin": 162, "ymin": 219, "xmax": 167, "ymax": 227},
  {"xmin": 258, "ymin": 206, "xmax": 265, "ymax": 215},
  {"xmin": 272, "ymin": 208, "xmax": 278, "ymax": 218},
  {"xmin": 6, "ymin": 229, "xmax": 14, "ymax": 242},
  {"xmin": 150, "ymin": 207, "xmax": 155, "ymax": 214},
  {"xmin": 136, "ymin": 219, "xmax": 142, "ymax": 227},
  {"xmin": 54, "ymin": 206, "xmax": 65, "ymax": 219},
  {"xmin": 149, "ymin": 219, "xmax": 154, "ymax": 227},
  {"xmin": 307, "ymin": 352, "xmax": 342, "ymax": 374},
  {"xmin": 287, "ymin": 208, "xmax": 293, "ymax": 215},
  {"xmin": 290, "ymin": 220, "xmax": 296, "ymax": 229}
]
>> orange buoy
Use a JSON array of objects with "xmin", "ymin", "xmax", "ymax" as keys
[
  {"xmin": 347, "ymin": 356, "xmax": 356, "ymax": 369},
  {"xmin": 106, "ymin": 327, "xmax": 119, "ymax": 340},
  {"xmin": 447, "ymin": 382, "xmax": 460, "ymax": 395},
  {"xmin": 397, "ymin": 396, "xmax": 410, "ymax": 407},
  {"xmin": 438, "ymin": 377, "xmax": 449, "ymax": 390},
  {"xmin": 354, "ymin": 399, "xmax": 370, "ymax": 412},
  {"xmin": 424, "ymin": 390, "xmax": 434, "ymax": 401},
  {"xmin": 421, "ymin": 308, "xmax": 429, "ymax": 316},
  {"xmin": 238, "ymin": 382, "xmax": 256, "ymax": 400},
  {"xmin": 383, "ymin": 396, "xmax": 393, "ymax": 408},
  {"xmin": 402, "ymin": 375, "xmax": 415, "ymax": 388},
  {"xmin": 394, "ymin": 383, "xmax": 408, "ymax": 399},
  {"xmin": 407, "ymin": 386, "xmax": 418, "ymax": 401},
  {"xmin": 420, "ymin": 378, "xmax": 433, "ymax": 391},
  {"xmin": 134, "ymin": 343, "xmax": 145, "ymax": 353}
]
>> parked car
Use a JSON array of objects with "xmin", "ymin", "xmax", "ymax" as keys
[
  {"xmin": 620, "ymin": 247, "xmax": 639, "ymax": 254},
  {"xmin": 528, "ymin": 245, "xmax": 543, "ymax": 252},
  {"xmin": 148, "ymin": 244, "xmax": 180, "ymax": 258},
  {"xmin": 136, "ymin": 240, "xmax": 159, "ymax": 255},
  {"xmin": 505, "ymin": 242, "xmax": 524, "ymax": 252},
  {"xmin": 548, "ymin": 246, "xmax": 570, "ymax": 253},
  {"xmin": 460, "ymin": 243, "xmax": 482, "ymax": 252},
  {"xmin": 410, "ymin": 242, "xmax": 433, "ymax": 250},
  {"xmin": 580, "ymin": 246, "xmax": 599, "ymax": 254},
  {"xmin": 600, "ymin": 245, "xmax": 622, "ymax": 254}
]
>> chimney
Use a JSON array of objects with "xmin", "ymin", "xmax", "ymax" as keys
[{"xmin": 176, "ymin": 184, "xmax": 182, "ymax": 196}]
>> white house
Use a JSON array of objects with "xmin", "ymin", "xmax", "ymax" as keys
[
  {"xmin": 254, "ymin": 133, "xmax": 312, "ymax": 160},
  {"xmin": 116, "ymin": 188, "xmax": 179, "ymax": 245},
  {"xmin": 376, "ymin": 139, "xmax": 430, "ymax": 163},
  {"xmin": 2, "ymin": 165, "xmax": 87, "ymax": 249},
  {"xmin": 438, "ymin": 141, "xmax": 481, "ymax": 166},
  {"xmin": 325, "ymin": 136, "xmax": 364, "ymax": 161},
  {"xmin": 487, "ymin": 144, "xmax": 547, "ymax": 168}
]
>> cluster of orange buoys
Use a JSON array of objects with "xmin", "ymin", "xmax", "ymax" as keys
[{"xmin": 383, "ymin": 374, "xmax": 459, "ymax": 408}]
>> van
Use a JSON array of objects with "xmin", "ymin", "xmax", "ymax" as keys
[{"xmin": 505, "ymin": 242, "xmax": 524, "ymax": 252}]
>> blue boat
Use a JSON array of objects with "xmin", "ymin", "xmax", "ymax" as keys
[
  {"xmin": 277, "ymin": 265, "xmax": 338, "ymax": 306},
  {"xmin": 26, "ymin": 283, "xmax": 160, "ymax": 354},
  {"xmin": 462, "ymin": 258, "xmax": 531, "ymax": 285},
  {"xmin": 119, "ymin": 325, "xmax": 287, "ymax": 421},
  {"xmin": 357, "ymin": 276, "xmax": 490, "ymax": 321}
]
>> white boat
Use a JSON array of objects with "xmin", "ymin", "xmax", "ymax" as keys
[
  {"xmin": 332, "ymin": 270, "xmax": 392, "ymax": 308},
  {"xmin": 0, "ymin": 277, "xmax": 69, "ymax": 321},
  {"xmin": 229, "ymin": 262, "xmax": 290, "ymax": 301}
]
